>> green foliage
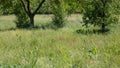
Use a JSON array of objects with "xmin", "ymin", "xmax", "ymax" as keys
[
  {"xmin": 112, "ymin": 0, "xmax": 120, "ymax": 14},
  {"xmin": 0, "ymin": 0, "xmax": 30, "ymax": 28},
  {"xmin": 66, "ymin": 0, "xmax": 82, "ymax": 14},
  {"xmin": 15, "ymin": 13, "xmax": 30, "ymax": 28},
  {"xmin": 82, "ymin": 0, "xmax": 119, "ymax": 32},
  {"xmin": 50, "ymin": 0, "xmax": 68, "ymax": 28},
  {"xmin": 38, "ymin": 0, "xmax": 52, "ymax": 14},
  {"xmin": 0, "ymin": 0, "xmax": 13, "ymax": 15},
  {"xmin": 14, "ymin": 3, "xmax": 30, "ymax": 28}
]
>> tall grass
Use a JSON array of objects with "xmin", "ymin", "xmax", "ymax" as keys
[{"xmin": 0, "ymin": 14, "xmax": 120, "ymax": 68}]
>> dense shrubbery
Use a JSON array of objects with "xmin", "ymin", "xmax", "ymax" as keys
[
  {"xmin": 14, "ymin": 3, "xmax": 30, "ymax": 28},
  {"xmin": 15, "ymin": 12, "xmax": 30, "ymax": 28}
]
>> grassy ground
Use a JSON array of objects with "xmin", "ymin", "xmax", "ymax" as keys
[{"xmin": 0, "ymin": 15, "xmax": 120, "ymax": 68}]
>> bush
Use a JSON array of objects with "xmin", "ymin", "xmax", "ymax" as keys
[
  {"xmin": 14, "ymin": 3, "xmax": 30, "ymax": 28},
  {"xmin": 15, "ymin": 13, "xmax": 30, "ymax": 28},
  {"xmin": 51, "ymin": 0, "xmax": 68, "ymax": 28},
  {"xmin": 52, "ymin": 9, "xmax": 66, "ymax": 28}
]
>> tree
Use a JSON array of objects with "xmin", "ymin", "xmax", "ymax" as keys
[
  {"xmin": 19, "ymin": 0, "xmax": 46, "ymax": 27},
  {"xmin": 50, "ymin": 0, "xmax": 69, "ymax": 28},
  {"xmin": 0, "ymin": 0, "xmax": 46, "ymax": 28},
  {"xmin": 82, "ymin": 0, "xmax": 119, "ymax": 32}
]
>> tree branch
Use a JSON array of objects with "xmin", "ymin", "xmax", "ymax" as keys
[
  {"xmin": 26, "ymin": 0, "xmax": 31, "ymax": 15},
  {"xmin": 20, "ymin": 0, "xmax": 30, "ymax": 16},
  {"xmin": 33, "ymin": 0, "xmax": 46, "ymax": 15}
]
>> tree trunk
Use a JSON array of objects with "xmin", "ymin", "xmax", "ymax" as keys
[
  {"xmin": 101, "ymin": 23, "xmax": 105, "ymax": 33},
  {"xmin": 30, "ymin": 15, "xmax": 35, "ymax": 27}
]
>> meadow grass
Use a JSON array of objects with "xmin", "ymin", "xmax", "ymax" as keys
[{"xmin": 0, "ymin": 14, "xmax": 120, "ymax": 68}]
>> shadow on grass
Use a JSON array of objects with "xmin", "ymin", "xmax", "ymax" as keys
[
  {"xmin": 0, "ymin": 24, "xmax": 110, "ymax": 35},
  {"xmin": 29, "ymin": 23, "xmax": 63, "ymax": 30},
  {"xmin": 0, "ymin": 27, "xmax": 16, "ymax": 32},
  {"xmin": 0, "ymin": 23, "xmax": 60, "ymax": 32},
  {"xmin": 76, "ymin": 28, "xmax": 110, "ymax": 35}
]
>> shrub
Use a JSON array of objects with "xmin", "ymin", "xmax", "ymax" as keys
[
  {"xmin": 51, "ymin": 0, "xmax": 68, "ymax": 28},
  {"xmin": 14, "ymin": 3, "xmax": 30, "ymax": 28}
]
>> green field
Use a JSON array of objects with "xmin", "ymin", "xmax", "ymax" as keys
[{"xmin": 0, "ymin": 15, "xmax": 120, "ymax": 68}]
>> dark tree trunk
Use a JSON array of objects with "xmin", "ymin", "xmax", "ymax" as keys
[
  {"xmin": 101, "ymin": 0, "xmax": 106, "ymax": 33},
  {"xmin": 30, "ymin": 15, "xmax": 35, "ymax": 27},
  {"xmin": 101, "ymin": 23, "xmax": 105, "ymax": 33},
  {"xmin": 20, "ymin": 0, "xmax": 46, "ymax": 28}
]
